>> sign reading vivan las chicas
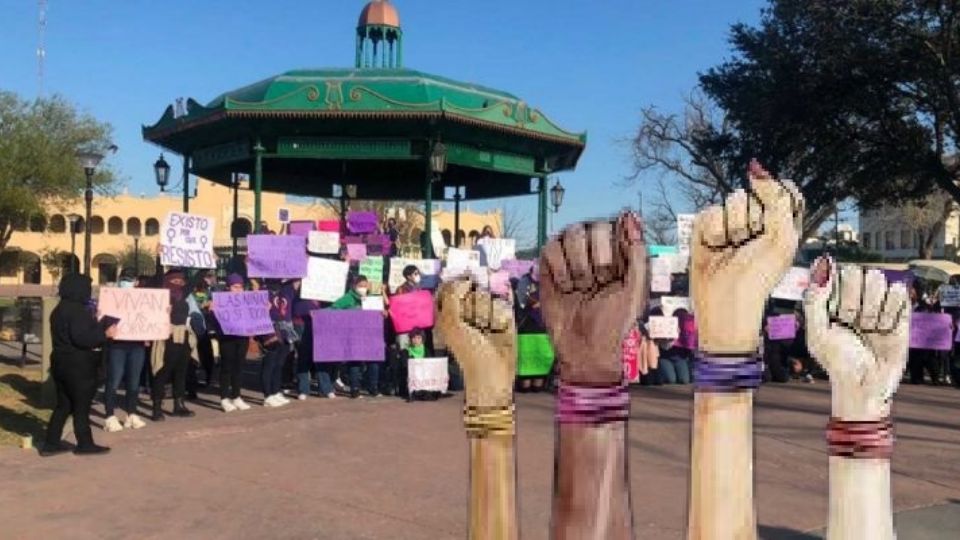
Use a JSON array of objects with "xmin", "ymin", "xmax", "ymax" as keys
[
  {"xmin": 160, "ymin": 212, "xmax": 216, "ymax": 268},
  {"xmin": 97, "ymin": 287, "xmax": 170, "ymax": 341}
]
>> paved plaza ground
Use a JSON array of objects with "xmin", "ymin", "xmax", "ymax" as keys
[{"xmin": 0, "ymin": 369, "xmax": 958, "ymax": 539}]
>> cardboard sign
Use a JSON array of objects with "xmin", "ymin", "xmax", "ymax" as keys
[
  {"xmin": 346, "ymin": 243, "xmax": 368, "ymax": 262},
  {"xmin": 160, "ymin": 211, "xmax": 216, "ymax": 268},
  {"xmin": 477, "ymin": 238, "xmax": 517, "ymax": 270},
  {"xmin": 301, "ymin": 257, "xmax": 349, "ymax": 302},
  {"xmin": 318, "ymin": 220, "xmax": 340, "ymax": 232},
  {"xmin": 517, "ymin": 333, "xmax": 555, "ymax": 377},
  {"xmin": 407, "ymin": 357, "xmax": 450, "ymax": 392},
  {"xmin": 288, "ymin": 220, "xmax": 316, "ymax": 237},
  {"xmin": 362, "ymin": 296, "xmax": 385, "ymax": 311},
  {"xmin": 246, "ymin": 234, "xmax": 307, "ymax": 279},
  {"xmin": 278, "ymin": 208, "xmax": 290, "ymax": 224},
  {"xmin": 312, "ymin": 309, "xmax": 385, "ymax": 362},
  {"xmin": 446, "ymin": 247, "xmax": 480, "ymax": 270},
  {"xmin": 365, "ymin": 234, "xmax": 392, "ymax": 256},
  {"xmin": 490, "ymin": 270, "xmax": 511, "ymax": 296},
  {"xmin": 767, "ymin": 314, "xmax": 797, "ymax": 341},
  {"xmin": 307, "ymin": 231, "xmax": 340, "ymax": 254},
  {"xmin": 359, "ymin": 256, "xmax": 385, "ymax": 285},
  {"xmin": 96, "ymin": 287, "xmax": 170, "ymax": 341},
  {"xmin": 501, "ymin": 259, "xmax": 536, "ymax": 280},
  {"xmin": 677, "ymin": 214, "xmax": 695, "ymax": 254},
  {"xmin": 389, "ymin": 290, "xmax": 435, "ymax": 334},
  {"xmin": 670, "ymin": 254, "xmax": 690, "ymax": 274},
  {"xmin": 910, "ymin": 312, "xmax": 952, "ymax": 351},
  {"xmin": 648, "ymin": 316, "xmax": 679, "ymax": 340},
  {"xmin": 389, "ymin": 258, "xmax": 441, "ymax": 291},
  {"xmin": 771, "ymin": 266, "xmax": 810, "ymax": 301},
  {"xmin": 940, "ymin": 285, "xmax": 960, "ymax": 307},
  {"xmin": 347, "ymin": 211, "xmax": 378, "ymax": 234},
  {"xmin": 622, "ymin": 326, "xmax": 641, "ymax": 383},
  {"xmin": 660, "ymin": 296, "xmax": 691, "ymax": 316},
  {"xmin": 651, "ymin": 257, "xmax": 672, "ymax": 293},
  {"xmin": 677, "ymin": 313, "xmax": 698, "ymax": 350},
  {"xmin": 212, "ymin": 291, "xmax": 274, "ymax": 337}
]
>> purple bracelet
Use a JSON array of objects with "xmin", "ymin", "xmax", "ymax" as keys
[
  {"xmin": 694, "ymin": 355, "xmax": 763, "ymax": 393},
  {"xmin": 556, "ymin": 383, "xmax": 630, "ymax": 425}
]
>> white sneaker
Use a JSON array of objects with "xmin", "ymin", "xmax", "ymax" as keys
[
  {"xmin": 104, "ymin": 415, "xmax": 123, "ymax": 433},
  {"xmin": 298, "ymin": 394, "xmax": 307, "ymax": 401},
  {"xmin": 221, "ymin": 398, "xmax": 238, "ymax": 412},
  {"xmin": 263, "ymin": 395, "xmax": 282, "ymax": 407},
  {"xmin": 334, "ymin": 378, "xmax": 350, "ymax": 393},
  {"xmin": 232, "ymin": 397, "xmax": 251, "ymax": 411},
  {"xmin": 125, "ymin": 414, "xmax": 147, "ymax": 430},
  {"xmin": 326, "ymin": 392, "xmax": 336, "ymax": 399},
  {"xmin": 273, "ymin": 393, "xmax": 291, "ymax": 405}
]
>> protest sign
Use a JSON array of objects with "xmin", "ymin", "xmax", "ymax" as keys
[
  {"xmin": 359, "ymin": 256, "xmax": 385, "ymax": 285},
  {"xmin": 211, "ymin": 291, "xmax": 274, "ymax": 337},
  {"xmin": 347, "ymin": 211, "xmax": 378, "ymax": 234},
  {"xmin": 389, "ymin": 290, "xmax": 435, "ymax": 333},
  {"xmin": 246, "ymin": 235, "xmax": 307, "ymax": 278},
  {"xmin": 771, "ymin": 267, "xmax": 811, "ymax": 301},
  {"xmin": 446, "ymin": 247, "xmax": 480, "ymax": 270},
  {"xmin": 677, "ymin": 313, "xmax": 698, "ymax": 350},
  {"xmin": 365, "ymin": 234, "xmax": 391, "ymax": 256},
  {"xmin": 677, "ymin": 214, "xmax": 695, "ymax": 254},
  {"xmin": 517, "ymin": 333, "xmax": 555, "ymax": 377},
  {"xmin": 490, "ymin": 270, "xmax": 511, "ymax": 296},
  {"xmin": 408, "ymin": 357, "xmax": 450, "ymax": 393},
  {"xmin": 648, "ymin": 245, "xmax": 679, "ymax": 257},
  {"xmin": 660, "ymin": 296, "xmax": 691, "ymax": 316},
  {"xmin": 477, "ymin": 238, "xmax": 516, "ymax": 270},
  {"xmin": 501, "ymin": 259, "xmax": 535, "ymax": 280},
  {"xmin": 431, "ymin": 223, "xmax": 447, "ymax": 255},
  {"xmin": 160, "ymin": 211, "xmax": 216, "ymax": 268},
  {"xmin": 648, "ymin": 316, "xmax": 679, "ymax": 340},
  {"xmin": 441, "ymin": 265, "xmax": 489, "ymax": 289},
  {"xmin": 301, "ymin": 257, "xmax": 349, "ymax": 302},
  {"xmin": 766, "ymin": 314, "xmax": 797, "ymax": 341},
  {"xmin": 910, "ymin": 312, "xmax": 952, "ymax": 351},
  {"xmin": 288, "ymin": 220, "xmax": 316, "ymax": 237},
  {"xmin": 346, "ymin": 243, "xmax": 367, "ymax": 262},
  {"xmin": 939, "ymin": 285, "xmax": 960, "ymax": 307},
  {"xmin": 882, "ymin": 269, "xmax": 914, "ymax": 288},
  {"xmin": 307, "ymin": 231, "xmax": 340, "ymax": 254},
  {"xmin": 388, "ymin": 258, "xmax": 441, "ymax": 291},
  {"xmin": 651, "ymin": 257, "xmax": 672, "ymax": 293},
  {"xmin": 362, "ymin": 296, "xmax": 384, "ymax": 311},
  {"xmin": 670, "ymin": 254, "xmax": 690, "ymax": 274},
  {"xmin": 312, "ymin": 310, "xmax": 385, "ymax": 362},
  {"xmin": 622, "ymin": 326, "xmax": 641, "ymax": 383},
  {"xmin": 97, "ymin": 287, "xmax": 170, "ymax": 341},
  {"xmin": 318, "ymin": 220, "xmax": 340, "ymax": 232},
  {"xmin": 278, "ymin": 208, "xmax": 290, "ymax": 224}
]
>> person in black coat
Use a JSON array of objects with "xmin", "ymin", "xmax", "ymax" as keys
[{"xmin": 42, "ymin": 273, "xmax": 119, "ymax": 456}]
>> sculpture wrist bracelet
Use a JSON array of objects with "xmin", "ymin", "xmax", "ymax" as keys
[
  {"xmin": 556, "ymin": 382, "xmax": 630, "ymax": 425},
  {"xmin": 464, "ymin": 404, "xmax": 516, "ymax": 439},
  {"xmin": 694, "ymin": 355, "xmax": 763, "ymax": 393},
  {"xmin": 826, "ymin": 417, "xmax": 894, "ymax": 460}
]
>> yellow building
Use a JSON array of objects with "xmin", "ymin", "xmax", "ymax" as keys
[{"xmin": 0, "ymin": 178, "xmax": 501, "ymax": 286}]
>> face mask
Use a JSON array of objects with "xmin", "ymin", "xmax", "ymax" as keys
[
  {"xmin": 356, "ymin": 287, "xmax": 368, "ymax": 297},
  {"xmin": 412, "ymin": 275, "xmax": 421, "ymax": 284},
  {"xmin": 118, "ymin": 280, "xmax": 135, "ymax": 289}
]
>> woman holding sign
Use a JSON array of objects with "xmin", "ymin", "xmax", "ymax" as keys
[{"xmin": 209, "ymin": 274, "xmax": 254, "ymax": 413}]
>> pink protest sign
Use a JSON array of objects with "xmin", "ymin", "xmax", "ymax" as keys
[
  {"xmin": 677, "ymin": 313, "xmax": 698, "ymax": 350},
  {"xmin": 346, "ymin": 243, "xmax": 368, "ymax": 262},
  {"xmin": 766, "ymin": 314, "xmax": 797, "ymax": 341},
  {"xmin": 622, "ymin": 326, "xmax": 641, "ymax": 383},
  {"xmin": 490, "ymin": 270, "xmax": 511, "ymax": 295},
  {"xmin": 501, "ymin": 259, "xmax": 535, "ymax": 280},
  {"xmin": 287, "ymin": 220, "xmax": 316, "ymax": 237},
  {"xmin": 97, "ymin": 287, "xmax": 170, "ymax": 341},
  {"xmin": 317, "ymin": 220, "xmax": 340, "ymax": 232},
  {"xmin": 347, "ymin": 211, "xmax": 378, "ymax": 234},
  {"xmin": 910, "ymin": 312, "xmax": 953, "ymax": 351},
  {"xmin": 389, "ymin": 290, "xmax": 435, "ymax": 334}
]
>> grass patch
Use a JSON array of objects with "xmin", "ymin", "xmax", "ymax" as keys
[{"xmin": 0, "ymin": 363, "xmax": 50, "ymax": 447}]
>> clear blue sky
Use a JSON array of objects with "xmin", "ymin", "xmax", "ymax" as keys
[{"xmin": 2, "ymin": 0, "xmax": 769, "ymax": 235}]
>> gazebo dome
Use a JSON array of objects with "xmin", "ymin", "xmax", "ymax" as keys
[{"xmin": 358, "ymin": 0, "xmax": 400, "ymax": 28}]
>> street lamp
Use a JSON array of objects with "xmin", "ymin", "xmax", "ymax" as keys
[
  {"xmin": 67, "ymin": 213, "xmax": 81, "ymax": 274},
  {"xmin": 453, "ymin": 186, "xmax": 463, "ymax": 247},
  {"xmin": 430, "ymin": 141, "xmax": 448, "ymax": 177},
  {"xmin": 550, "ymin": 179, "xmax": 565, "ymax": 213},
  {"xmin": 76, "ymin": 145, "xmax": 115, "ymax": 275},
  {"xmin": 132, "ymin": 229, "xmax": 142, "ymax": 277},
  {"xmin": 153, "ymin": 154, "xmax": 171, "ymax": 191}
]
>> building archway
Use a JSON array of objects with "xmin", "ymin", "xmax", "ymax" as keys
[
  {"xmin": 127, "ymin": 217, "xmax": 142, "ymax": 236},
  {"xmin": 108, "ymin": 217, "xmax": 124, "ymax": 235},
  {"xmin": 145, "ymin": 218, "xmax": 160, "ymax": 236},
  {"xmin": 231, "ymin": 217, "xmax": 253, "ymax": 239},
  {"xmin": 89, "ymin": 216, "xmax": 105, "ymax": 235},
  {"xmin": 20, "ymin": 252, "xmax": 41, "ymax": 284},
  {"xmin": 29, "ymin": 215, "xmax": 47, "ymax": 233},
  {"xmin": 441, "ymin": 229, "xmax": 452, "ymax": 247},
  {"xmin": 92, "ymin": 253, "xmax": 118, "ymax": 284},
  {"xmin": 49, "ymin": 215, "xmax": 66, "ymax": 233},
  {"xmin": 56, "ymin": 253, "xmax": 80, "ymax": 277},
  {"xmin": 455, "ymin": 230, "xmax": 466, "ymax": 247},
  {"xmin": 468, "ymin": 230, "xmax": 480, "ymax": 247}
]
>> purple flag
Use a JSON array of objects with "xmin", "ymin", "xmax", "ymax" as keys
[
  {"xmin": 910, "ymin": 312, "xmax": 953, "ymax": 351},
  {"xmin": 312, "ymin": 310, "xmax": 385, "ymax": 362},
  {"xmin": 246, "ymin": 235, "xmax": 308, "ymax": 278},
  {"xmin": 347, "ymin": 211, "xmax": 378, "ymax": 234},
  {"xmin": 212, "ymin": 291, "xmax": 274, "ymax": 337}
]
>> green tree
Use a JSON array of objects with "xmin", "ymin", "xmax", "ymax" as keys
[
  {"xmin": 0, "ymin": 91, "xmax": 116, "ymax": 256},
  {"xmin": 115, "ymin": 243, "xmax": 157, "ymax": 277}
]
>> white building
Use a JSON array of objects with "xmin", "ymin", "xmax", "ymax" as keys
[{"xmin": 859, "ymin": 193, "xmax": 960, "ymax": 260}]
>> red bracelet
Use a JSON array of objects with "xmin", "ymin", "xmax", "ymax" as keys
[{"xmin": 826, "ymin": 417, "xmax": 893, "ymax": 459}]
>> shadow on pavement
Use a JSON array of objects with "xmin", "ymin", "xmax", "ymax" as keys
[{"xmin": 758, "ymin": 524, "xmax": 820, "ymax": 539}]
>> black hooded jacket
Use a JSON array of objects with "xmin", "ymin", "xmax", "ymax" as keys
[{"xmin": 50, "ymin": 274, "xmax": 108, "ymax": 356}]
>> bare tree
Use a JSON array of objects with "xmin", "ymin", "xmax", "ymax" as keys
[
  {"xmin": 312, "ymin": 198, "xmax": 425, "ymax": 249},
  {"xmin": 500, "ymin": 202, "xmax": 533, "ymax": 249},
  {"xmin": 872, "ymin": 192, "xmax": 955, "ymax": 259}
]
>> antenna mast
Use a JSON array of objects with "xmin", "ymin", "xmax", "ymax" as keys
[{"xmin": 37, "ymin": 0, "xmax": 47, "ymax": 97}]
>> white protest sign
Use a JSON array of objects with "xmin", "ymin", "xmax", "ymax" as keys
[
  {"xmin": 160, "ymin": 211, "xmax": 216, "ymax": 268},
  {"xmin": 362, "ymin": 296, "xmax": 385, "ymax": 311},
  {"xmin": 389, "ymin": 258, "xmax": 441, "ymax": 291},
  {"xmin": 677, "ymin": 214, "xmax": 695, "ymax": 254},
  {"xmin": 407, "ymin": 357, "xmax": 450, "ymax": 393},
  {"xmin": 660, "ymin": 296, "xmax": 691, "ymax": 316},
  {"xmin": 648, "ymin": 316, "xmax": 679, "ymax": 340},
  {"xmin": 307, "ymin": 231, "xmax": 340, "ymax": 254},
  {"xmin": 477, "ymin": 238, "xmax": 517, "ymax": 270},
  {"xmin": 651, "ymin": 257, "xmax": 672, "ymax": 293},
  {"xmin": 771, "ymin": 266, "xmax": 811, "ymax": 301},
  {"xmin": 939, "ymin": 285, "xmax": 960, "ymax": 307},
  {"xmin": 446, "ymin": 247, "xmax": 481, "ymax": 270},
  {"xmin": 301, "ymin": 257, "xmax": 349, "ymax": 302},
  {"xmin": 670, "ymin": 253, "xmax": 690, "ymax": 274},
  {"xmin": 96, "ymin": 287, "xmax": 170, "ymax": 341},
  {"xmin": 431, "ymin": 222, "xmax": 447, "ymax": 255}
]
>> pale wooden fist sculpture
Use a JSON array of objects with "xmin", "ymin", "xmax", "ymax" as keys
[
  {"xmin": 804, "ymin": 258, "xmax": 910, "ymax": 420},
  {"xmin": 436, "ymin": 280, "xmax": 517, "ymax": 408},
  {"xmin": 539, "ymin": 212, "xmax": 648, "ymax": 384},
  {"xmin": 691, "ymin": 161, "xmax": 804, "ymax": 354}
]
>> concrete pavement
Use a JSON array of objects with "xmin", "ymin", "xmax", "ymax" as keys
[{"xmin": 0, "ymin": 382, "xmax": 957, "ymax": 539}]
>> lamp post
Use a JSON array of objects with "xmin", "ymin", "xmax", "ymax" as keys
[
  {"xmin": 132, "ymin": 230, "xmax": 141, "ymax": 277},
  {"xmin": 424, "ymin": 141, "xmax": 447, "ymax": 258},
  {"xmin": 453, "ymin": 186, "xmax": 463, "ymax": 247},
  {"xmin": 549, "ymin": 179, "xmax": 565, "ymax": 233},
  {"xmin": 67, "ymin": 214, "xmax": 81, "ymax": 274},
  {"xmin": 154, "ymin": 154, "xmax": 171, "ymax": 192},
  {"xmin": 76, "ymin": 148, "xmax": 110, "ymax": 275}
]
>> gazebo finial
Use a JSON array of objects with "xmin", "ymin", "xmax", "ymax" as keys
[{"xmin": 356, "ymin": 0, "xmax": 403, "ymax": 69}]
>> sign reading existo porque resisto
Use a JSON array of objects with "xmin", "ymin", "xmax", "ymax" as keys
[{"xmin": 160, "ymin": 212, "xmax": 216, "ymax": 269}]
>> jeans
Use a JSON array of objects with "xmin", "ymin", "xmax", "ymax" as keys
[
  {"xmin": 105, "ymin": 342, "xmax": 146, "ymax": 417},
  {"xmin": 219, "ymin": 338, "xmax": 247, "ymax": 400},
  {"xmin": 296, "ymin": 347, "xmax": 314, "ymax": 396},
  {"xmin": 260, "ymin": 341, "xmax": 290, "ymax": 398},
  {"xmin": 316, "ymin": 363, "xmax": 336, "ymax": 396},
  {"xmin": 347, "ymin": 361, "xmax": 381, "ymax": 395},
  {"xmin": 658, "ymin": 356, "xmax": 691, "ymax": 384}
]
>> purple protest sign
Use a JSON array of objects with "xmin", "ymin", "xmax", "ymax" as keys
[
  {"xmin": 246, "ymin": 235, "xmax": 308, "ymax": 278},
  {"xmin": 766, "ymin": 314, "xmax": 797, "ymax": 341},
  {"xmin": 501, "ymin": 259, "xmax": 535, "ymax": 280},
  {"xmin": 677, "ymin": 313, "xmax": 698, "ymax": 350},
  {"xmin": 346, "ymin": 243, "xmax": 367, "ymax": 262},
  {"xmin": 212, "ymin": 291, "xmax": 274, "ymax": 337},
  {"xmin": 347, "ymin": 211, "xmax": 378, "ymax": 234},
  {"xmin": 910, "ymin": 312, "xmax": 953, "ymax": 351},
  {"xmin": 881, "ymin": 270, "xmax": 914, "ymax": 288},
  {"xmin": 365, "ymin": 234, "xmax": 391, "ymax": 255},
  {"xmin": 288, "ymin": 220, "xmax": 316, "ymax": 237},
  {"xmin": 312, "ymin": 310, "xmax": 385, "ymax": 362}
]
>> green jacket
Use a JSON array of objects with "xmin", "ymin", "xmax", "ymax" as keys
[{"xmin": 330, "ymin": 290, "xmax": 363, "ymax": 310}]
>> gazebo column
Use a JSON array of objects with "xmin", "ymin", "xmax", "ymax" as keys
[
  {"xmin": 253, "ymin": 139, "xmax": 264, "ymax": 233},
  {"xmin": 423, "ymin": 173, "xmax": 434, "ymax": 259},
  {"xmin": 537, "ymin": 176, "xmax": 548, "ymax": 249},
  {"xmin": 454, "ymin": 186, "xmax": 462, "ymax": 247},
  {"xmin": 182, "ymin": 154, "xmax": 191, "ymax": 212}
]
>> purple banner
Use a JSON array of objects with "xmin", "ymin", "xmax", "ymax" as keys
[
  {"xmin": 501, "ymin": 259, "xmax": 536, "ymax": 280},
  {"xmin": 766, "ymin": 314, "xmax": 797, "ymax": 341},
  {"xmin": 881, "ymin": 270, "xmax": 914, "ymax": 287},
  {"xmin": 246, "ymin": 235, "xmax": 308, "ymax": 278},
  {"xmin": 910, "ymin": 312, "xmax": 953, "ymax": 351},
  {"xmin": 212, "ymin": 291, "xmax": 274, "ymax": 337},
  {"xmin": 347, "ymin": 211, "xmax": 378, "ymax": 234},
  {"xmin": 312, "ymin": 309, "xmax": 385, "ymax": 362},
  {"xmin": 288, "ymin": 220, "xmax": 316, "ymax": 237}
]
